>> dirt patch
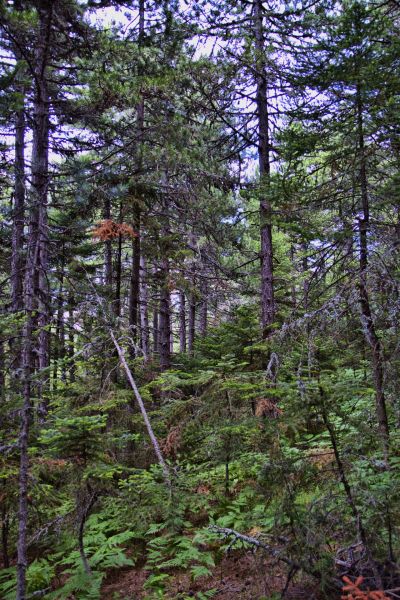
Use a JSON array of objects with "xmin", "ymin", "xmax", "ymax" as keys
[
  {"xmin": 101, "ymin": 567, "xmax": 149, "ymax": 599},
  {"xmin": 100, "ymin": 550, "xmax": 321, "ymax": 599}
]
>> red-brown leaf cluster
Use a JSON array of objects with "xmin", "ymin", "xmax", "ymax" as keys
[
  {"xmin": 162, "ymin": 426, "xmax": 181, "ymax": 458},
  {"xmin": 92, "ymin": 219, "xmax": 138, "ymax": 241},
  {"xmin": 341, "ymin": 576, "xmax": 390, "ymax": 600},
  {"xmin": 255, "ymin": 398, "xmax": 282, "ymax": 418}
]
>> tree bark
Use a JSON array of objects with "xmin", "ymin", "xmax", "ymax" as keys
[
  {"xmin": 356, "ymin": 85, "xmax": 390, "ymax": 460},
  {"xmin": 68, "ymin": 291, "xmax": 75, "ymax": 383},
  {"xmin": 78, "ymin": 490, "xmax": 98, "ymax": 576},
  {"xmin": 11, "ymin": 87, "xmax": 25, "ymax": 314},
  {"xmin": 199, "ymin": 277, "xmax": 208, "ymax": 337},
  {"xmin": 114, "ymin": 232, "xmax": 122, "ymax": 319},
  {"xmin": 31, "ymin": 1, "xmax": 52, "ymax": 419},
  {"xmin": 188, "ymin": 291, "xmax": 196, "ymax": 355},
  {"xmin": 129, "ymin": 208, "xmax": 141, "ymax": 356},
  {"xmin": 254, "ymin": 0, "xmax": 274, "ymax": 338},
  {"xmin": 0, "ymin": 342, "xmax": 4, "ymax": 402},
  {"xmin": 152, "ymin": 298, "xmax": 159, "ymax": 354},
  {"xmin": 104, "ymin": 197, "xmax": 112, "ymax": 293},
  {"xmin": 159, "ymin": 258, "xmax": 171, "ymax": 370},
  {"xmin": 140, "ymin": 255, "xmax": 150, "ymax": 358},
  {"xmin": 179, "ymin": 290, "xmax": 186, "ymax": 352},
  {"xmin": 129, "ymin": 0, "xmax": 145, "ymax": 358},
  {"xmin": 17, "ymin": 4, "xmax": 53, "ymax": 595},
  {"xmin": 52, "ymin": 263, "xmax": 65, "ymax": 390}
]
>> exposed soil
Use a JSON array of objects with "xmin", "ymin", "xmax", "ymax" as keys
[{"xmin": 101, "ymin": 550, "xmax": 321, "ymax": 599}]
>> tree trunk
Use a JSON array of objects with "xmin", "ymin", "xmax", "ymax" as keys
[
  {"xmin": 114, "ymin": 233, "xmax": 122, "ymax": 319},
  {"xmin": 11, "ymin": 92, "xmax": 25, "ymax": 314},
  {"xmin": 188, "ymin": 291, "xmax": 196, "ymax": 355},
  {"xmin": 17, "ymin": 305, "xmax": 33, "ymax": 600},
  {"xmin": 254, "ymin": 0, "xmax": 274, "ymax": 338},
  {"xmin": 52, "ymin": 263, "xmax": 65, "ymax": 390},
  {"xmin": 17, "ymin": 4, "xmax": 53, "ymax": 593},
  {"xmin": 68, "ymin": 291, "xmax": 75, "ymax": 383},
  {"xmin": 356, "ymin": 85, "xmax": 390, "ymax": 460},
  {"xmin": 129, "ymin": 0, "xmax": 145, "ymax": 358},
  {"xmin": 32, "ymin": 2, "xmax": 51, "ymax": 420},
  {"xmin": 10, "ymin": 0, "xmax": 26, "ymax": 376},
  {"xmin": 153, "ymin": 298, "xmax": 159, "ymax": 354},
  {"xmin": 140, "ymin": 255, "xmax": 150, "ymax": 358},
  {"xmin": 159, "ymin": 258, "xmax": 171, "ymax": 370},
  {"xmin": 0, "ymin": 341, "xmax": 4, "ymax": 401},
  {"xmin": 179, "ymin": 290, "xmax": 186, "ymax": 352},
  {"xmin": 104, "ymin": 197, "xmax": 112, "ymax": 293},
  {"xmin": 199, "ymin": 277, "xmax": 208, "ymax": 337},
  {"xmin": 129, "ymin": 209, "xmax": 141, "ymax": 356}
]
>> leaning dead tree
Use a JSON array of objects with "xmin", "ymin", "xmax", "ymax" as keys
[
  {"xmin": 90, "ymin": 277, "xmax": 171, "ymax": 487},
  {"xmin": 109, "ymin": 328, "xmax": 171, "ymax": 486}
]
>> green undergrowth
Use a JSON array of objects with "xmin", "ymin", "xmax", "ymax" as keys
[{"xmin": 1, "ymin": 311, "xmax": 399, "ymax": 599}]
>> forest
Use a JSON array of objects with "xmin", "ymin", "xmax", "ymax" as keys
[{"xmin": 0, "ymin": 0, "xmax": 399, "ymax": 598}]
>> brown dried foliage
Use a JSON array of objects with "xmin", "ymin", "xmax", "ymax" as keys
[
  {"xmin": 92, "ymin": 219, "xmax": 138, "ymax": 241},
  {"xmin": 255, "ymin": 398, "xmax": 282, "ymax": 418},
  {"xmin": 341, "ymin": 576, "xmax": 390, "ymax": 600},
  {"xmin": 196, "ymin": 485, "xmax": 211, "ymax": 495},
  {"xmin": 162, "ymin": 426, "xmax": 181, "ymax": 458}
]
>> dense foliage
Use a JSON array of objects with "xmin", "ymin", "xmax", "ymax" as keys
[{"xmin": 0, "ymin": 0, "xmax": 399, "ymax": 598}]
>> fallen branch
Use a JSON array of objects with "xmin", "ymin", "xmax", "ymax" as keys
[
  {"xmin": 209, "ymin": 525, "xmax": 300, "ymax": 569},
  {"xmin": 27, "ymin": 588, "xmax": 51, "ymax": 599},
  {"xmin": 209, "ymin": 524, "xmax": 339, "ymax": 587},
  {"xmin": 28, "ymin": 514, "xmax": 67, "ymax": 547}
]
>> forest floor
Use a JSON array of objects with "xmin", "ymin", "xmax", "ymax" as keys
[{"xmin": 101, "ymin": 550, "xmax": 321, "ymax": 599}]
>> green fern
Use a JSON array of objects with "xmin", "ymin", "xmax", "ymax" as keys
[
  {"xmin": 190, "ymin": 565, "xmax": 213, "ymax": 580},
  {"xmin": 48, "ymin": 567, "xmax": 104, "ymax": 600}
]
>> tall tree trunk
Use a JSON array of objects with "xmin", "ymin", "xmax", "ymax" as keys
[
  {"xmin": 0, "ymin": 341, "xmax": 4, "ymax": 402},
  {"xmin": 254, "ymin": 0, "xmax": 274, "ymax": 338},
  {"xmin": 11, "ymin": 91, "xmax": 25, "ymax": 314},
  {"xmin": 199, "ymin": 277, "xmax": 208, "ymax": 337},
  {"xmin": 104, "ymin": 197, "xmax": 112, "ymax": 293},
  {"xmin": 17, "ymin": 272, "xmax": 34, "ymax": 600},
  {"xmin": 356, "ymin": 85, "xmax": 390, "ymax": 459},
  {"xmin": 179, "ymin": 290, "xmax": 186, "ymax": 352},
  {"xmin": 159, "ymin": 257, "xmax": 171, "ymax": 370},
  {"xmin": 68, "ymin": 292, "xmax": 75, "ymax": 383},
  {"xmin": 33, "ymin": 2, "xmax": 51, "ymax": 419},
  {"xmin": 153, "ymin": 297, "xmax": 159, "ymax": 354},
  {"xmin": 188, "ymin": 290, "xmax": 196, "ymax": 355},
  {"xmin": 140, "ymin": 255, "xmax": 150, "ymax": 358},
  {"xmin": 17, "ymin": 4, "xmax": 53, "ymax": 594},
  {"xmin": 114, "ymin": 232, "xmax": 122, "ymax": 319},
  {"xmin": 52, "ymin": 265, "xmax": 65, "ymax": 390},
  {"xmin": 129, "ymin": 0, "xmax": 145, "ymax": 357},
  {"xmin": 129, "ymin": 208, "xmax": 141, "ymax": 356},
  {"xmin": 10, "ymin": 0, "xmax": 26, "ymax": 388},
  {"xmin": 111, "ymin": 230, "xmax": 122, "ymax": 383}
]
